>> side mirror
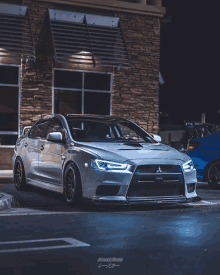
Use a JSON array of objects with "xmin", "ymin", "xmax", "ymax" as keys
[
  {"xmin": 47, "ymin": 132, "xmax": 63, "ymax": 142},
  {"xmin": 152, "ymin": 134, "xmax": 162, "ymax": 143}
]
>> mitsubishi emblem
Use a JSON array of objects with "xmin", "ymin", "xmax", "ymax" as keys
[{"xmin": 156, "ymin": 166, "xmax": 162, "ymax": 173}]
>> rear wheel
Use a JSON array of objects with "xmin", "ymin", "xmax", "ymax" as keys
[
  {"xmin": 205, "ymin": 160, "xmax": 220, "ymax": 189},
  {"xmin": 14, "ymin": 158, "xmax": 26, "ymax": 190},
  {"xmin": 63, "ymin": 163, "xmax": 82, "ymax": 206}
]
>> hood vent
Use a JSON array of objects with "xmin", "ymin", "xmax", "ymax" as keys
[{"xmin": 118, "ymin": 148, "xmax": 141, "ymax": 150}]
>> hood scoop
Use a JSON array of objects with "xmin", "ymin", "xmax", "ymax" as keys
[
  {"xmin": 122, "ymin": 142, "xmax": 143, "ymax": 148},
  {"xmin": 151, "ymin": 148, "xmax": 170, "ymax": 151},
  {"xmin": 118, "ymin": 148, "xmax": 141, "ymax": 150}
]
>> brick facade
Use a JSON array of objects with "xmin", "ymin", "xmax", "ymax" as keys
[{"xmin": 19, "ymin": 0, "xmax": 162, "ymax": 135}]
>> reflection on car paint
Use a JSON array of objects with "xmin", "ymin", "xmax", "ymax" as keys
[{"xmin": 12, "ymin": 114, "xmax": 198, "ymax": 205}]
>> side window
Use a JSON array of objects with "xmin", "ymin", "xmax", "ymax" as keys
[
  {"xmin": 46, "ymin": 118, "xmax": 63, "ymax": 138},
  {"xmin": 29, "ymin": 122, "xmax": 48, "ymax": 139}
]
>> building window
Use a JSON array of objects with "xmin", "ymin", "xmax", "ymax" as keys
[
  {"xmin": 0, "ymin": 65, "xmax": 19, "ymax": 146},
  {"xmin": 54, "ymin": 69, "xmax": 112, "ymax": 116}
]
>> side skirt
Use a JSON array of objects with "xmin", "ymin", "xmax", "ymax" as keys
[{"xmin": 26, "ymin": 179, "xmax": 63, "ymax": 194}]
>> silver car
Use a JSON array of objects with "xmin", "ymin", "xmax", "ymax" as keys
[{"xmin": 12, "ymin": 114, "xmax": 198, "ymax": 206}]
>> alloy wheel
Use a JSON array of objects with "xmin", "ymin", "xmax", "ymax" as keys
[
  {"xmin": 208, "ymin": 162, "xmax": 220, "ymax": 188},
  {"xmin": 14, "ymin": 161, "xmax": 22, "ymax": 187},
  {"xmin": 14, "ymin": 158, "xmax": 26, "ymax": 190},
  {"xmin": 65, "ymin": 167, "xmax": 76, "ymax": 202}
]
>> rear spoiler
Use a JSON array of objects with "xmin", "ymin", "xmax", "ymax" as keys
[{"xmin": 21, "ymin": 126, "xmax": 32, "ymax": 136}]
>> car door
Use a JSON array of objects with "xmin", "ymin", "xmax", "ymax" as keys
[
  {"xmin": 22, "ymin": 121, "xmax": 48, "ymax": 183},
  {"xmin": 38, "ymin": 118, "xmax": 64, "ymax": 186}
]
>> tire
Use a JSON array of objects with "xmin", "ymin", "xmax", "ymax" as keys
[
  {"xmin": 204, "ymin": 160, "xmax": 220, "ymax": 189},
  {"xmin": 14, "ymin": 158, "xmax": 26, "ymax": 190},
  {"xmin": 63, "ymin": 162, "xmax": 82, "ymax": 206}
]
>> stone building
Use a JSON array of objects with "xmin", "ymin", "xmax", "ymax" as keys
[{"xmin": 0, "ymin": 0, "xmax": 165, "ymax": 169}]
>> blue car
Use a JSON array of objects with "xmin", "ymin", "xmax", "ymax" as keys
[{"xmin": 187, "ymin": 130, "xmax": 220, "ymax": 189}]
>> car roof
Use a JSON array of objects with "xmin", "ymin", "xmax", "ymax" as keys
[
  {"xmin": 62, "ymin": 114, "xmax": 129, "ymax": 123},
  {"xmin": 35, "ymin": 114, "xmax": 130, "ymax": 127}
]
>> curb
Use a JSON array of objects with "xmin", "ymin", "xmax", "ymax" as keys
[
  {"xmin": 0, "ymin": 170, "xmax": 14, "ymax": 183},
  {"xmin": 0, "ymin": 192, "xmax": 14, "ymax": 211},
  {"xmin": 0, "ymin": 170, "xmax": 13, "ymax": 178},
  {"xmin": 187, "ymin": 200, "xmax": 220, "ymax": 206}
]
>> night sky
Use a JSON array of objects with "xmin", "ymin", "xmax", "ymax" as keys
[{"xmin": 159, "ymin": 1, "xmax": 218, "ymax": 125}]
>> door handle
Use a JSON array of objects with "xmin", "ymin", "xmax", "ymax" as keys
[
  {"xmin": 24, "ymin": 142, "xmax": 28, "ymax": 147},
  {"xmin": 40, "ymin": 145, "xmax": 44, "ymax": 151}
]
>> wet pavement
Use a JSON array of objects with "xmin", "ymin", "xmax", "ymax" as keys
[
  {"xmin": 1, "ymin": 181, "xmax": 220, "ymax": 274},
  {"xmin": 1, "ymin": 199, "xmax": 220, "ymax": 274}
]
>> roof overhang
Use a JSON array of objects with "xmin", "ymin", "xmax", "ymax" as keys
[
  {"xmin": 0, "ymin": 3, "xmax": 35, "ymax": 62},
  {"xmin": 48, "ymin": 8, "xmax": 130, "ymax": 68},
  {"xmin": 40, "ymin": 0, "xmax": 165, "ymax": 17}
]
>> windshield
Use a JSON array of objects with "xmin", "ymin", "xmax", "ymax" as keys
[{"xmin": 67, "ymin": 119, "xmax": 156, "ymax": 143}]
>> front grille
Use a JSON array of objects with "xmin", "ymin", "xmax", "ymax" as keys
[
  {"xmin": 127, "ymin": 165, "xmax": 184, "ymax": 197},
  {"xmin": 135, "ymin": 164, "xmax": 181, "ymax": 174}
]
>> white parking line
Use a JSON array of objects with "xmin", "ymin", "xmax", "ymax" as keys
[
  {"xmin": 0, "ymin": 237, "xmax": 90, "ymax": 253},
  {"xmin": 0, "ymin": 209, "xmax": 88, "ymax": 216}
]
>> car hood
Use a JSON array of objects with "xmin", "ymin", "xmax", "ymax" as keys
[
  {"xmin": 75, "ymin": 142, "xmax": 190, "ymax": 165},
  {"xmin": 191, "ymin": 131, "xmax": 220, "ymax": 145}
]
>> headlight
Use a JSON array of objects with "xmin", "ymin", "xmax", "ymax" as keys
[
  {"xmin": 182, "ymin": 159, "xmax": 194, "ymax": 171},
  {"xmin": 92, "ymin": 159, "xmax": 129, "ymax": 171}
]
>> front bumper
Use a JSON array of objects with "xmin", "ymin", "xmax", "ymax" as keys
[
  {"xmin": 85, "ymin": 163, "xmax": 198, "ymax": 206},
  {"xmin": 89, "ymin": 194, "xmax": 199, "ymax": 206}
]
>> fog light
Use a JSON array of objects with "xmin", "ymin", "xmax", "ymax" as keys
[
  {"xmin": 187, "ymin": 183, "xmax": 195, "ymax": 193},
  {"xmin": 96, "ymin": 185, "xmax": 120, "ymax": 196}
]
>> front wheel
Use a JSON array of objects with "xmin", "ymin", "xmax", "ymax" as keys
[
  {"xmin": 14, "ymin": 158, "xmax": 26, "ymax": 190},
  {"xmin": 63, "ymin": 163, "xmax": 82, "ymax": 206},
  {"xmin": 205, "ymin": 160, "xmax": 220, "ymax": 189}
]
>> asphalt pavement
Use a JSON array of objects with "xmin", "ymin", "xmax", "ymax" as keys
[
  {"xmin": 1, "ymin": 201, "xmax": 220, "ymax": 275},
  {"xmin": 1, "ymin": 175, "xmax": 220, "ymax": 275}
]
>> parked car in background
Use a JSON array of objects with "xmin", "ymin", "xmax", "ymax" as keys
[
  {"xmin": 12, "ymin": 114, "xmax": 198, "ymax": 206},
  {"xmin": 187, "ymin": 129, "xmax": 220, "ymax": 189},
  {"xmin": 160, "ymin": 121, "xmax": 218, "ymax": 153}
]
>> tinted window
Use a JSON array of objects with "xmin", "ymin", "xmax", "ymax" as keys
[
  {"xmin": 54, "ymin": 70, "xmax": 82, "ymax": 89},
  {"xmin": 67, "ymin": 119, "xmax": 155, "ymax": 143},
  {"xmin": 84, "ymin": 73, "xmax": 111, "ymax": 91},
  {"xmin": 0, "ymin": 86, "xmax": 18, "ymax": 131},
  {"xmin": 46, "ymin": 118, "xmax": 63, "ymax": 137},
  {"xmin": 68, "ymin": 120, "xmax": 115, "ymax": 141},
  {"xmin": 84, "ymin": 92, "xmax": 110, "ymax": 115},
  {"xmin": 116, "ymin": 122, "xmax": 155, "ymax": 143},
  {"xmin": 0, "ymin": 134, "xmax": 18, "ymax": 145},
  {"xmin": 55, "ymin": 90, "xmax": 82, "ymax": 114},
  {"xmin": 0, "ymin": 66, "xmax": 18, "ymax": 85},
  {"xmin": 29, "ymin": 122, "xmax": 48, "ymax": 139}
]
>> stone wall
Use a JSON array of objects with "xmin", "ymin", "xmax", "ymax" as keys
[
  {"xmin": 20, "ymin": 0, "xmax": 160, "ymax": 135},
  {"xmin": 20, "ymin": 0, "xmax": 53, "ymax": 130},
  {"xmin": 112, "ymin": 12, "xmax": 160, "ymax": 134}
]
